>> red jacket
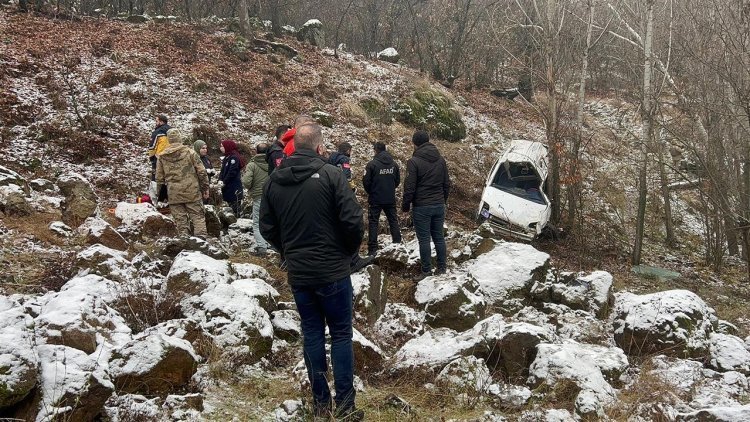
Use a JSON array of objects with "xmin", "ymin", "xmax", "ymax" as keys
[{"xmin": 282, "ymin": 128, "xmax": 296, "ymax": 157}]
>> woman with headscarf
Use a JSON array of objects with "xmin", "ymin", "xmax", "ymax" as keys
[
  {"xmin": 193, "ymin": 140, "xmax": 215, "ymax": 182},
  {"xmin": 218, "ymin": 139, "xmax": 246, "ymax": 217}
]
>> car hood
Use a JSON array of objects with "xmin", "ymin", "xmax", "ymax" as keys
[{"xmin": 481, "ymin": 186, "xmax": 549, "ymax": 228}]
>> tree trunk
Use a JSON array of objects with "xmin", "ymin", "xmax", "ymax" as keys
[
  {"xmin": 567, "ymin": 0, "xmax": 594, "ymax": 231},
  {"xmin": 239, "ymin": 0, "xmax": 250, "ymax": 35},
  {"xmin": 632, "ymin": 0, "xmax": 655, "ymax": 265},
  {"xmin": 657, "ymin": 130, "xmax": 676, "ymax": 247},
  {"xmin": 545, "ymin": 0, "xmax": 561, "ymax": 225}
]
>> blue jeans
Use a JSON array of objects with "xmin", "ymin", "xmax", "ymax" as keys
[
  {"xmin": 292, "ymin": 277, "xmax": 355, "ymax": 413},
  {"xmin": 413, "ymin": 204, "xmax": 447, "ymax": 273}
]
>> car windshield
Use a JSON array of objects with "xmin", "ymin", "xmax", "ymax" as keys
[{"xmin": 490, "ymin": 161, "xmax": 547, "ymax": 205}]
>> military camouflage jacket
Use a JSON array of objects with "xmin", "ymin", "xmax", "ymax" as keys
[{"xmin": 156, "ymin": 144, "xmax": 210, "ymax": 204}]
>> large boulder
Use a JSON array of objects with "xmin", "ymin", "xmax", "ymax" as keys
[
  {"xmin": 707, "ymin": 333, "xmax": 750, "ymax": 374},
  {"xmin": 391, "ymin": 328, "xmax": 482, "ymax": 374},
  {"xmin": 0, "ymin": 299, "xmax": 37, "ymax": 409},
  {"xmin": 30, "ymin": 345, "xmax": 115, "ymax": 421},
  {"xmin": 613, "ymin": 290, "xmax": 717, "ymax": 358},
  {"xmin": 164, "ymin": 251, "xmax": 231, "ymax": 297},
  {"xmin": 352, "ymin": 265, "xmax": 389, "ymax": 324},
  {"xmin": 377, "ymin": 47, "xmax": 400, "ymax": 64},
  {"xmin": 156, "ymin": 236, "xmax": 229, "ymax": 260},
  {"xmin": 415, "ymin": 273, "xmax": 486, "ymax": 332},
  {"xmin": 141, "ymin": 318, "xmax": 211, "ymax": 358},
  {"xmin": 468, "ymin": 242, "xmax": 550, "ymax": 313},
  {"xmin": 527, "ymin": 343, "xmax": 629, "ymax": 419},
  {"xmin": 353, "ymin": 328, "xmax": 387, "ymax": 375},
  {"xmin": 74, "ymin": 243, "xmax": 135, "ymax": 282},
  {"xmin": 58, "ymin": 173, "xmax": 98, "ymax": 227},
  {"xmin": 35, "ymin": 275, "xmax": 132, "ymax": 354},
  {"xmin": 232, "ymin": 278, "xmax": 280, "ymax": 313},
  {"xmin": 0, "ymin": 165, "xmax": 27, "ymax": 191},
  {"xmin": 675, "ymin": 406, "xmax": 750, "ymax": 421},
  {"xmin": 373, "ymin": 303, "xmax": 426, "ymax": 351},
  {"xmin": 297, "ymin": 19, "xmax": 325, "ymax": 46},
  {"xmin": 181, "ymin": 282, "xmax": 273, "ymax": 364},
  {"xmin": 109, "ymin": 333, "xmax": 199, "ymax": 394},
  {"xmin": 435, "ymin": 356, "xmax": 493, "ymax": 396},
  {"xmin": 77, "ymin": 217, "xmax": 129, "ymax": 251},
  {"xmin": 529, "ymin": 271, "xmax": 613, "ymax": 319},
  {"xmin": 114, "ymin": 202, "xmax": 176, "ymax": 238},
  {"xmin": 0, "ymin": 185, "xmax": 32, "ymax": 216}
]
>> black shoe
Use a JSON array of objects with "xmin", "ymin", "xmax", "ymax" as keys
[
  {"xmin": 350, "ymin": 255, "xmax": 375, "ymax": 273},
  {"xmin": 335, "ymin": 407, "xmax": 364, "ymax": 421},
  {"xmin": 414, "ymin": 271, "xmax": 431, "ymax": 281},
  {"xmin": 435, "ymin": 267, "xmax": 447, "ymax": 275}
]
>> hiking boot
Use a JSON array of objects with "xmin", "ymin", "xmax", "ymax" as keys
[
  {"xmin": 335, "ymin": 407, "xmax": 365, "ymax": 422},
  {"xmin": 435, "ymin": 267, "xmax": 447, "ymax": 275},
  {"xmin": 350, "ymin": 255, "xmax": 375, "ymax": 273},
  {"xmin": 414, "ymin": 271, "xmax": 431, "ymax": 281}
]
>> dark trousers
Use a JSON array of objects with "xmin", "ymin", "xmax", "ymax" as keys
[
  {"xmin": 367, "ymin": 205, "xmax": 401, "ymax": 254},
  {"xmin": 413, "ymin": 204, "xmax": 447, "ymax": 274},
  {"xmin": 292, "ymin": 277, "xmax": 355, "ymax": 413}
]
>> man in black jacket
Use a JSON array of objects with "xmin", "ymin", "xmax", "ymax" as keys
[
  {"xmin": 259, "ymin": 124, "xmax": 364, "ymax": 421},
  {"xmin": 363, "ymin": 141, "xmax": 401, "ymax": 256},
  {"xmin": 402, "ymin": 130, "xmax": 451, "ymax": 279}
]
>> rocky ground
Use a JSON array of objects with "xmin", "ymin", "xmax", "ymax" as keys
[{"xmin": 2, "ymin": 5, "xmax": 750, "ymax": 422}]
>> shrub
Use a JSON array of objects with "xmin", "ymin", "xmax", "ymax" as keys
[
  {"xmin": 392, "ymin": 86, "xmax": 466, "ymax": 142},
  {"xmin": 97, "ymin": 69, "xmax": 139, "ymax": 88}
]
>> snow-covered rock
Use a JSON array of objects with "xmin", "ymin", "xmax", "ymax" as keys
[
  {"xmin": 373, "ymin": 303, "xmax": 425, "ymax": 350},
  {"xmin": 353, "ymin": 328, "xmax": 386, "ymax": 374},
  {"xmin": 271, "ymin": 309, "xmax": 301, "ymax": 341},
  {"xmin": 34, "ymin": 345, "xmax": 115, "ymax": 421},
  {"xmin": 352, "ymin": 265, "xmax": 388, "ymax": 324},
  {"xmin": 514, "ymin": 304, "xmax": 607, "ymax": 344},
  {"xmin": 0, "ymin": 184, "xmax": 32, "ymax": 216},
  {"xmin": 164, "ymin": 251, "xmax": 231, "ymax": 297},
  {"xmin": 156, "ymin": 236, "xmax": 228, "ymax": 260},
  {"xmin": 231, "ymin": 262, "xmax": 272, "ymax": 281},
  {"xmin": 35, "ymin": 278, "xmax": 132, "ymax": 353},
  {"xmin": 435, "ymin": 356, "xmax": 492, "ymax": 395},
  {"xmin": 487, "ymin": 383, "xmax": 532, "ymax": 409},
  {"xmin": 29, "ymin": 178, "xmax": 54, "ymax": 192},
  {"xmin": 377, "ymin": 47, "xmax": 400, "ymax": 63},
  {"xmin": 77, "ymin": 217, "xmax": 129, "ymax": 251},
  {"xmin": 0, "ymin": 299, "xmax": 37, "ymax": 408},
  {"xmin": 271, "ymin": 399, "xmax": 304, "ymax": 421},
  {"xmin": 474, "ymin": 318, "xmax": 556, "ymax": 380},
  {"xmin": 141, "ymin": 318, "xmax": 210, "ymax": 358},
  {"xmin": 114, "ymin": 202, "xmax": 176, "ymax": 238},
  {"xmin": 49, "ymin": 220, "xmax": 74, "ymax": 237},
  {"xmin": 57, "ymin": 172, "xmax": 99, "ymax": 227},
  {"xmin": 468, "ymin": 242, "xmax": 550, "ymax": 312},
  {"xmin": 708, "ymin": 333, "xmax": 750, "ymax": 374},
  {"xmin": 231, "ymin": 278, "xmax": 279, "ymax": 313},
  {"xmin": 181, "ymin": 282, "xmax": 273, "ymax": 364},
  {"xmin": 527, "ymin": 342, "xmax": 629, "ymax": 419},
  {"xmin": 392, "ymin": 328, "xmax": 482, "ymax": 373},
  {"xmin": 109, "ymin": 332, "xmax": 198, "ymax": 394},
  {"xmin": 0, "ymin": 164, "xmax": 26, "ymax": 190},
  {"xmin": 297, "ymin": 18, "xmax": 325, "ymax": 46},
  {"xmin": 519, "ymin": 409, "xmax": 575, "ymax": 421},
  {"xmin": 613, "ymin": 290, "xmax": 717, "ymax": 358},
  {"xmin": 74, "ymin": 243, "xmax": 134, "ymax": 282},
  {"xmin": 675, "ymin": 405, "xmax": 750, "ymax": 421},
  {"xmin": 530, "ymin": 271, "xmax": 613, "ymax": 318},
  {"xmin": 416, "ymin": 272, "xmax": 486, "ymax": 332}
]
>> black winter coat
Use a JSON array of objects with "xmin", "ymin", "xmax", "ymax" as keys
[
  {"xmin": 218, "ymin": 153, "xmax": 243, "ymax": 203},
  {"xmin": 260, "ymin": 148, "xmax": 364, "ymax": 286},
  {"xmin": 266, "ymin": 141, "xmax": 285, "ymax": 175},
  {"xmin": 402, "ymin": 142, "xmax": 450, "ymax": 211},
  {"xmin": 363, "ymin": 151, "xmax": 400, "ymax": 206},
  {"xmin": 328, "ymin": 152, "xmax": 352, "ymax": 181}
]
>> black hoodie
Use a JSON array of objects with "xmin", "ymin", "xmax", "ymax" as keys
[
  {"xmin": 363, "ymin": 151, "xmax": 400, "ymax": 206},
  {"xmin": 402, "ymin": 142, "xmax": 450, "ymax": 211},
  {"xmin": 259, "ymin": 148, "xmax": 364, "ymax": 286}
]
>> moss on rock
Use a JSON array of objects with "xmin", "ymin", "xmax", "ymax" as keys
[{"xmin": 392, "ymin": 87, "xmax": 466, "ymax": 142}]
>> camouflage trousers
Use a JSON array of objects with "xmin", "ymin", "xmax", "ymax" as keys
[{"xmin": 171, "ymin": 201, "xmax": 207, "ymax": 237}]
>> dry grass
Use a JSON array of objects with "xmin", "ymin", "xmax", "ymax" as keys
[
  {"xmin": 341, "ymin": 101, "xmax": 371, "ymax": 127},
  {"xmin": 606, "ymin": 361, "xmax": 681, "ymax": 421}
]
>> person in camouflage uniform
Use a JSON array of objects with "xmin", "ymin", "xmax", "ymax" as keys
[{"xmin": 156, "ymin": 129, "xmax": 210, "ymax": 237}]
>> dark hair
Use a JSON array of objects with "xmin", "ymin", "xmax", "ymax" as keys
[
  {"xmin": 338, "ymin": 142, "xmax": 352, "ymax": 154},
  {"xmin": 157, "ymin": 114, "xmax": 168, "ymax": 124},
  {"xmin": 256, "ymin": 143, "xmax": 268, "ymax": 154},
  {"xmin": 274, "ymin": 124, "xmax": 292, "ymax": 140},
  {"xmin": 373, "ymin": 141, "xmax": 386, "ymax": 153},
  {"xmin": 412, "ymin": 130, "xmax": 430, "ymax": 146}
]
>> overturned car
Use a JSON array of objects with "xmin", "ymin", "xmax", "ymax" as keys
[{"xmin": 477, "ymin": 140, "xmax": 553, "ymax": 241}]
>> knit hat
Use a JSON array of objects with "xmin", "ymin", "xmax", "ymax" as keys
[{"xmin": 193, "ymin": 139, "xmax": 206, "ymax": 155}]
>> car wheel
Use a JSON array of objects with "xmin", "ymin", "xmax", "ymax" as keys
[{"xmin": 541, "ymin": 223, "xmax": 560, "ymax": 240}]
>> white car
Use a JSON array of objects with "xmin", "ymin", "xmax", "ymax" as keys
[{"xmin": 477, "ymin": 140, "xmax": 553, "ymax": 241}]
